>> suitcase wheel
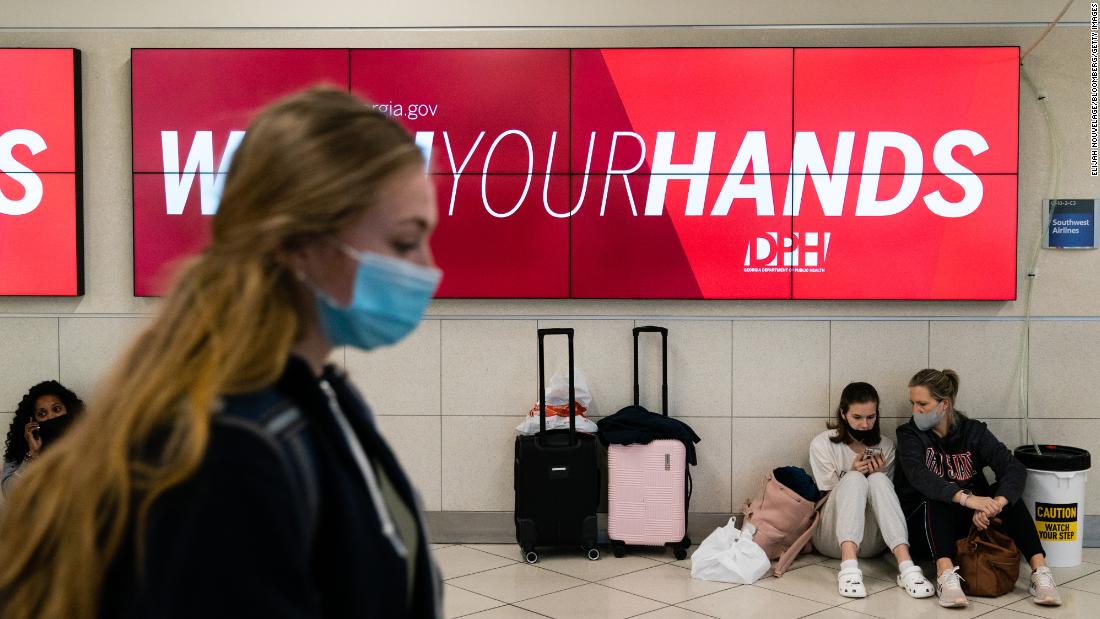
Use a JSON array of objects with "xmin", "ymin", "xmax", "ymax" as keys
[
  {"xmin": 673, "ymin": 546, "xmax": 688, "ymax": 561},
  {"xmin": 612, "ymin": 543, "xmax": 626, "ymax": 558},
  {"xmin": 524, "ymin": 551, "xmax": 539, "ymax": 564},
  {"xmin": 586, "ymin": 547, "xmax": 600, "ymax": 561}
]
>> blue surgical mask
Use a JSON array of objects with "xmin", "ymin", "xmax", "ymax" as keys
[
  {"xmin": 912, "ymin": 401, "xmax": 944, "ymax": 431},
  {"xmin": 313, "ymin": 245, "xmax": 441, "ymax": 351}
]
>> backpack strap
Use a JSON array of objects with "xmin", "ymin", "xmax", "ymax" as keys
[
  {"xmin": 216, "ymin": 398, "xmax": 320, "ymax": 546},
  {"xmin": 742, "ymin": 473, "xmax": 770, "ymax": 522},
  {"xmin": 260, "ymin": 401, "xmax": 319, "ymax": 543},
  {"xmin": 773, "ymin": 494, "xmax": 829, "ymax": 577}
]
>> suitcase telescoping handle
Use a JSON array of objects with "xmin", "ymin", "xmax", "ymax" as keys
[
  {"xmin": 633, "ymin": 326, "xmax": 668, "ymax": 416},
  {"xmin": 537, "ymin": 328, "xmax": 576, "ymax": 442}
]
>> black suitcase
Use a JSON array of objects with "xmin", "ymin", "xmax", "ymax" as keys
[{"xmin": 514, "ymin": 328, "xmax": 600, "ymax": 564}]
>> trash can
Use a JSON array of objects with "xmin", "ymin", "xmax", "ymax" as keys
[{"xmin": 1014, "ymin": 445, "xmax": 1091, "ymax": 567}]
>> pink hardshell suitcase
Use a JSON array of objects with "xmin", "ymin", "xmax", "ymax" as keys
[
  {"xmin": 606, "ymin": 327, "xmax": 692, "ymax": 559},
  {"xmin": 607, "ymin": 440, "xmax": 687, "ymax": 544}
]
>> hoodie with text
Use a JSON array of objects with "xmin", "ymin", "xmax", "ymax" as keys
[{"xmin": 894, "ymin": 413, "xmax": 1026, "ymax": 510}]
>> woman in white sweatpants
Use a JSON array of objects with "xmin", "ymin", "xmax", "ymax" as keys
[{"xmin": 809, "ymin": 382, "xmax": 934, "ymax": 600}]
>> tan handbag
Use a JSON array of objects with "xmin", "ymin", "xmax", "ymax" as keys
[
  {"xmin": 743, "ymin": 471, "xmax": 828, "ymax": 577},
  {"xmin": 955, "ymin": 524, "xmax": 1021, "ymax": 597}
]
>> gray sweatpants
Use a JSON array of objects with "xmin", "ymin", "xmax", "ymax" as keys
[{"xmin": 812, "ymin": 471, "xmax": 909, "ymax": 558}]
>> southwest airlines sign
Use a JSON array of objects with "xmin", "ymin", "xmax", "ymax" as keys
[
  {"xmin": 0, "ymin": 49, "xmax": 82, "ymax": 296},
  {"xmin": 132, "ymin": 48, "xmax": 1018, "ymax": 299}
]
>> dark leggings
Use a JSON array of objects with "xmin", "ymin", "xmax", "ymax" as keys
[{"xmin": 905, "ymin": 498, "xmax": 1045, "ymax": 562}]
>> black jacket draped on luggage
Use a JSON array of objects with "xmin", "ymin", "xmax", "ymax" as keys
[{"xmin": 596, "ymin": 405, "xmax": 702, "ymax": 465}]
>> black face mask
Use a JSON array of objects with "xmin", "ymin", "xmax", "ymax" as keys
[
  {"xmin": 35, "ymin": 414, "xmax": 75, "ymax": 451},
  {"xmin": 844, "ymin": 421, "xmax": 876, "ymax": 443}
]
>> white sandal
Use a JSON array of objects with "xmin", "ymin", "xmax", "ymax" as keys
[
  {"xmin": 838, "ymin": 566, "xmax": 867, "ymax": 598},
  {"xmin": 897, "ymin": 565, "xmax": 934, "ymax": 599}
]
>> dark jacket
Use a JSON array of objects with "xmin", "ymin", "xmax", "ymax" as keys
[
  {"xmin": 596, "ymin": 405, "xmax": 701, "ymax": 465},
  {"xmin": 100, "ymin": 356, "xmax": 442, "ymax": 618},
  {"xmin": 894, "ymin": 413, "xmax": 1026, "ymax": 511}
]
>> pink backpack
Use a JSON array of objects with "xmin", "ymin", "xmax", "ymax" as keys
[{"xmin": 743, "ymin": 471, "xmax": 828, "ymax": 577}]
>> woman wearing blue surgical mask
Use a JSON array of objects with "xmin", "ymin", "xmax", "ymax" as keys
[
  {"xmin": 0, "ymin": 87, "xmax": 443, "ymax": 619},
  {"xmin": 895, "ymin": 368, "xmax": 1059, "ymax": 610}
]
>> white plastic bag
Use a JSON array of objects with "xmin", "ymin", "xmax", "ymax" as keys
[
  {"xmin": 690, "ymin": 519, "xmax": 771, "ymax": 584},
  {"xmin": 516, "ymin": 367, "xmax": 598, "ymax": 435}
]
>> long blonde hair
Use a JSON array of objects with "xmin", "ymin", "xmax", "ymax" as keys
[{"xmin": 0, "ymin": 86, "xmax": 423, "ymax": 618}]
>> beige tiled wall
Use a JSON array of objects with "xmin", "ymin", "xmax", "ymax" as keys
[
  {"xmin": 3, "ymin": 316, "xmax": 1100, "ymax": 515},
  {"xmin": 637, "ymin": 320, "xmax": 732, "ymax": 418},
  {"xmin": 830, "ymin": 321, "xmax": 929, "ymax": 418},
  {"xmin": 441, "ymin": 320, "xmax": 536, "ymax": 416},
  {"xmin": 731, "ymin": 320, "xmax": 830, "ymax": 419},
  {"xmin": 57, "ymin": 316, "xmax": 148, "ymax": 399},
  {"xmin": 2, "ymin": 5, "xmax": 1098, "ymax": 524},
  {"xmin": 930, "ymin": 321, "xmax": 1027, "ymax": 418},
  {"xmin": 346, "ymin": 320, "xmax": 441, "ymax": 415},
  {"xmin": 1028, "ymin": 321, "xmax": 1100, "ymax": 419},
  {"xmin": 0, "ymin": 318, "xmax": 59, "ymax": 408}
]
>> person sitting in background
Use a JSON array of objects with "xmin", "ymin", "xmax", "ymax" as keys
[
  {"xmin": 2, "ymin": 381, "xmax": 84, "ymax": 495},
  {"xmin": 809, "ymin": 382, "xmax": 933, "ymax": 600},
  {"xmin": 895, "ymin": 368, "xmax": 1061, "ymax": 609}
]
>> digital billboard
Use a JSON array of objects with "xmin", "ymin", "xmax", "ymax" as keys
[
  {"xmin": 132, "ymin": 47, "xmax": 1019, "ymax": 300},
  {"xmin": 0, "ymin": 48, "xmax": 82, "ymax": 296}
]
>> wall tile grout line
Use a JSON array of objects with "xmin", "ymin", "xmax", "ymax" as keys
[
  {"xmin": 926, "ymin": 319, "xmax": 931, "ymax": 368},
  {"xmin": 0, "ymin": 22, "xmax": 1094, "ymax": 32},
  {"xmin": 827, "ymin": 320, "xmax": 832, "ymax": 420},
  {"xmin": 1025, "ymin": 319, "xmax": 1032, "ymax": 447},
  {"xmin": 729, "ymin": 319, "xmax": 734, "ymax": 419},
  {"xmin": 439, "ymin": 319, "xmax": 444, "ymax": 512},
  {"xmin": 730, "ymin": 319, "xmax": 736, "ymax": 510}
]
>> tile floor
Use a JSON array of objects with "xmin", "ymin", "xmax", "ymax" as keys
[{"xmin": 432, "ymin": 544, "xmax": 1100, "ymax": 619}]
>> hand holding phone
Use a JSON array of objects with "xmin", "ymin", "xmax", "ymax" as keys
[
  {"xmin": 861, "ymin": 447, "xmax": 884, "ymax": 474},
  {"xmin": 23, "ymin": 421, "xmax": 42, "ymax": 457}
]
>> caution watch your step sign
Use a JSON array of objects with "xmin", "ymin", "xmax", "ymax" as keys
[{"xmin": 1034, "ymin": 502, "xmax": 1078, "ymax": 542}]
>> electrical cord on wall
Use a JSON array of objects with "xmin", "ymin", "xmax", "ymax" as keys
[
  {"xmin": 1015, "ymin": 0, "xmax": 1073, "ymax": 453},
  {"xmin": 1021, "ymin": 0, "xmax": 1076, "ymax": 60}
]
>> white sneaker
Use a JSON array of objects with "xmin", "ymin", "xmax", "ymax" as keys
[
  {"xmin": 838, "ymin": 566, "xmax": 867, "ymax": 598},
  {"xmin": 936, "ymin": 566, "xmax": 968, "ymax": 608},
  {"xmin": 897, "ymin": 565, "xmax": 934, "ymax": 599},
  {"xmin": 1029, "ymin": 566, "xmax": 1063, "ymax": 606}
]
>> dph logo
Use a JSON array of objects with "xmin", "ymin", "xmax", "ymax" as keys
[{"xmin": 744, "ymin": 232, "xmax": 831, "ymax": 269}]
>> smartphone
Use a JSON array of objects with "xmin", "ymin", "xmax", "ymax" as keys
[{"xmin": 862, "ymin": 446, "xmax": 882, "ymax": 459}]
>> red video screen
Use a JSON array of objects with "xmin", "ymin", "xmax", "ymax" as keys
[
  {"xmin": 0, "ymin": 49, "xmax": 82, "ymax": 296},
  {"xmin": 131, "ymin": 47, "xmax": 1019, "ymax": 300}
]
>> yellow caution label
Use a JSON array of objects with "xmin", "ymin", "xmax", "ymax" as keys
[{"xmin": 1035, "ymin": 502, "xmax": 1078, "ymax": 542}]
